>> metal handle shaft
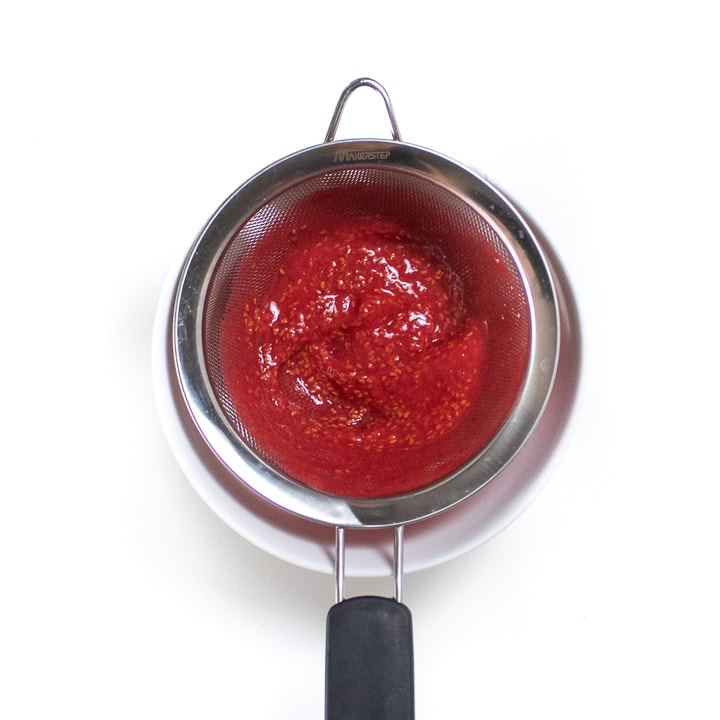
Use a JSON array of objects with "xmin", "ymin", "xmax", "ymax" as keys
[{"xmin": 334, "ymin": 525, "xmax": 405, "ymax": 603}]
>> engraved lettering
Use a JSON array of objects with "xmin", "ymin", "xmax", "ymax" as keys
[{"xmin": 333, "ymin": 150, "xmax": 391, "ymax": 162}]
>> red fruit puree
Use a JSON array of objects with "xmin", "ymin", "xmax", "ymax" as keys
[{"xmin": 218, "ymin": 216, "xmax": 522, "ymax": 498}]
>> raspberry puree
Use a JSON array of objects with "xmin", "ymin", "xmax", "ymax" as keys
[{"xmin": 218, "ymin": 216, "xmax": 514, "ymax": 498}]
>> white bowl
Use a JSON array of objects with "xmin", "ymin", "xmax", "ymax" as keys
[{"xmin": 152, "ymin": 210, "xmax": 581, "ymax": 578}]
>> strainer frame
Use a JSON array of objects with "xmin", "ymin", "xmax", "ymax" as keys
[{"xmin": 172, "ymin": 138, "xmax": 559, "ymax": 529}]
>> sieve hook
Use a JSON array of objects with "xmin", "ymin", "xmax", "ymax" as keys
[{"xmin": 324, "ymin": 77, "xmax": 402, "ymax": 143}]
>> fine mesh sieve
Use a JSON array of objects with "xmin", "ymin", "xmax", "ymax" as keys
[
  {"xmin": 171, "ymin": 78, "xmax": 562, "ymax": 720},
  {"xmin": 174, "ymin": 137, "xmax": 557, "ymax": 525},
  {"xmin": 174, "ymin": 80, "xmax": 558, "ymax": 530}
]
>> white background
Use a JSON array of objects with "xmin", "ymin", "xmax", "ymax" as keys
[{"xmin": 2, "ymin": 1, "xmax": 718, "ymax": 718}]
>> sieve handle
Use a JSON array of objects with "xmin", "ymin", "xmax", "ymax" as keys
[
  {"xmin": 326, "ymin": 526, "xmax": 414, "ymax": 719},
  {"xmin": 324, "ymin": 77, "xmax": 402, "ymax": 143},
  {"xmin": 326, "ymin": 596, "xmax": 414, "ymax": 720}
]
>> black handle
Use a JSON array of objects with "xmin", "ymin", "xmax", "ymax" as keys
[{"xmin": 325, "ymin": 595, "xmax": 414, "ymax": 720}]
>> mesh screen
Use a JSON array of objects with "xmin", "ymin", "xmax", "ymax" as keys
[{"xmin": 203, "ymin": 167, "xmax": 530, "ymax": 498}]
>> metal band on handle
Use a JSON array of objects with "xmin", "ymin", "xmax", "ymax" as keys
[{"xmin": 324, "ymin": 77, "xmax": 402, "ymax": 143}]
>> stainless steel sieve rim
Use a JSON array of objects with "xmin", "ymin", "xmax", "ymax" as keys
[{"xmin": 172, "ymin": 138, "xmax": 560, "ymax": 529}]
